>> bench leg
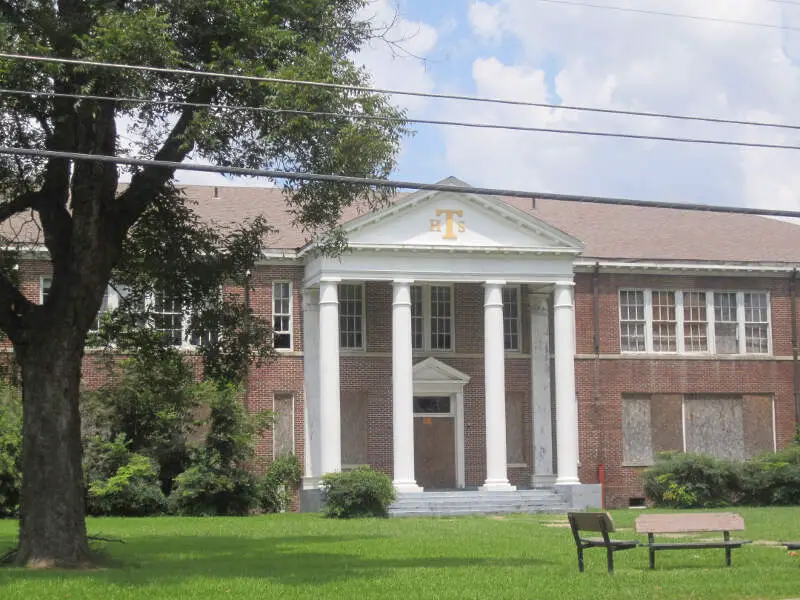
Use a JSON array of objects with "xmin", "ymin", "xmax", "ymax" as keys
[
  {"xmin": 577, "ymin": 547, "xmax": 584, "ymax": 573},
  {"xmin": 649, "ymin": 533, "xmax": 656, "ymax": 569},
  {"xmin": 725, "ymin": 547, "xmax": 732, "ymax": 567},
  {"xmin": 606, "ymin": 547, "xmax": 614, "ymax": 575}
]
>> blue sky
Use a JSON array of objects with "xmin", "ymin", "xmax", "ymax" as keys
[{"xmin": 179, "ymin": 0, "xmax": 800, "ymax": 214}]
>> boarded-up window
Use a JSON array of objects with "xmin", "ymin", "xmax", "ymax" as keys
[
  {"xmin": 621, "ymin": 394, "xmax": 689, "ymax": 465},
  {"xmin": 341, "ymin": 391, "xmax": 369, "ymax": 466},
  {"xmin": 685, "ymin": 395, "xmax": 774, "ymax": 460},
  {"xmin": 273, "ymin": 393, "xmax": 295, "ymax": 457},
  {"xmin": 506, "ymin": 392, "xmax": 525, "ymax": 464}
]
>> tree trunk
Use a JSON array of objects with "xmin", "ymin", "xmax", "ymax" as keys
[{"xmin": 14, "ymin": 332, "xmax": 90, "ymax": 568}]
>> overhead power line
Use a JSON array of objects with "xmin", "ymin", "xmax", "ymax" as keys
[
  {"xmin": 1, "ymin": 52, "xmax": 798, "ymax": 133},
  {"xmin": 5, "ymin": 87, "xmax": 800, "ymax": 151},
  {"xmin": 1, "ymin": 145, "xmax": 799, "ymax": 219},
  {"xmin": 535, "ymin": 0, "xmax": 800, "ymax": 32}
]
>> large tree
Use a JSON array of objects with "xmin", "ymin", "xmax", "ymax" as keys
[{"xmin": 0, "ymin": 0, "xmax": 404, "ymax": 567}]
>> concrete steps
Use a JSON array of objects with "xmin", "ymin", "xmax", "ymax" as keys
[{"xmin": 388, "ymin": 488, "xmax": 569, "ymax": 518}]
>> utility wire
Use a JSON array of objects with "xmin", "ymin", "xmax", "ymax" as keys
[
  {"xmin": 1, "ymin": 145, "xmax": 799, "ymax": 218},
  {"xmin": 1, "ymin": 53, "xmax": 799, "ymax": 133},
  {"xmin": 535, "ymin": 0, "xmax": 800, "ymax": 31},
  {"xmin": 4, "ymin": 87, "xmax": 800, "ymax": 151}
]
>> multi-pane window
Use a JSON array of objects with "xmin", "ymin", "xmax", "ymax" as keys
[
  {"xmin": 714, "ymin": 292, "xmax": 738, "ymax": 354},
  {"xmin": 683, "ymin": 291, "xmax": 707, "ymax": 352},
  {"xmin": 40, "ymin": 276, "xmax": 52, "ymax": 304},
  {"xmin": 339, "ymin": 284, "xmax": 364, "ymax": 349},
  {"xmin": 651, "ymin": 291, "xmax": 677, "ymax": 352},
  {"xmin": 410, "ymin": 285, "xmax": 453, "ymax": 351},
  {"xmin": 502, "ymin": 286, "xmax": 521, "ymax": 351},
  {"xmin": 152, "ymin": 292, "xmax": 184, "ymax": 346},
  {"xmin": 619, "ymin": 290, "xmax": 646, "ymax": 352},
  {"xmin": 744, "ymin": 292, "xmax": 769, "ymax": 354},
  {"xmin": 90, "ymin": 288, "xmax": 109, "ymax": 333},
  {"xmin": 619, "ymin": 289, "xmax": 771, "ymax": 355},
  {"xmin": 411, "ymin": 285, "xmax": 424, "ymax": 350},
  {"xmin": 430, "ymin": 286, "xmax": 452, "ymax": 350},
  {"xmin": 272, "ymin": 282, "xmax": 292, "ymax": 350}
]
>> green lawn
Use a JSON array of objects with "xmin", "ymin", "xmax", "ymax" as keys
[{"xmin": 1, "ymin": 507, "xmax": 799, "ymax": 599}]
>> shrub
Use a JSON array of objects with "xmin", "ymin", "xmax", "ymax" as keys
[
  {"xmin": 642, "ymin": 452, "xmax": 739, "ymax": 508},
  {"xmin": 84, "ymin": 435, "xmax": 167, "ymax": 516},
  {"xmin": 168, "ymin": 461, "xmax": 259, "ymax": 516},
  {"xmin": 739, "ymin": 445, "xmax": 800, "ymax": 506},
  {"xmin": 168, "ymin": 383, "xmax": 270, "ymax": 516},
  {"xmin": 261, "ymin": 453, "xmax": 302, "ymax": 513},
  {"xmin": 0, "ymin": 381, "xmax": 22, "ymax": 517},
  {"xmin": 320, "ymin": 466, "xmax": 396, "ymax": 518}
]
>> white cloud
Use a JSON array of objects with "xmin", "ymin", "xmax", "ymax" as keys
[{"xmin": 439, "ymin": 0, "xmax": 800, "ymax": 211}]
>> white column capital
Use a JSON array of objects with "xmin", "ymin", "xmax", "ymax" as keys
[
  {"xmin": 319, "ymin": 279, "xmax": 339, "ymax": 305},
  {"xmin": 302, "ymin": 287, "xmax": 320, "ymax": 312},
  {"xmin": 484, "ymin": 281, "xmax": 505, "ymax": 308},
  {"xmin": 392, "ymin": 279, "xmax": 413, "ymax": 307}
]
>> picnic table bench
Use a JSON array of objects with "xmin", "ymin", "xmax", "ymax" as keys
[
  {"xmin": 567, "ymin": 512, "xmax": 639, "ymax": 574},
  {"xmin": 635, "ymin": 512, "xmax": 752, "ymax": 569}
]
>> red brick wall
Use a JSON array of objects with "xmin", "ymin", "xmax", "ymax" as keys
[
  {"xmin": 574, "ymin": 271, "xmax": 799, "ymax": 507},
  {"xmin": 13, "ymin": 261, "xmax": 800, "ymax": 509}
]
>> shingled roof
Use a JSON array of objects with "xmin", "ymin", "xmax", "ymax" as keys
[{"xmin": 182, "ymin": 184, "xmax": 800, "ymax": 265}]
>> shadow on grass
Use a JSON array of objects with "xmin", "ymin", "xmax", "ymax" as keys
[{"xmin": 0, "ymin": 534, "xmax": 549, "ymax": 587}]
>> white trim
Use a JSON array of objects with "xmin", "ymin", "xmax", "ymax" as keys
[
  {"xmin": 575, "ymin": 258, "xmax": 800, "ymax": 275},
  {"xmin": 272, "ymin": 280, "xmax": 293, "ymax": 352},
  {"xmin": 272, "ymin": 392, "xmax": 296, "ymax": 458},
  {"xmin": 412, "ymin": 357, "xmax": 470, "ymax": 489},
  {"xmin": 772, "ymin": 395, "xmax": 778, "ymax": 452}
]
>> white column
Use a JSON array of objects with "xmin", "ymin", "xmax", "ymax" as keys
[
  {"xmin": 481, "ymin": 281, "xmax": 515, "ymax": 491},
  {"xmin": 392, "ymin": 280, "xmax": 422, "ymax": 492},
  {"xmin": 318, "ymin": 279, "xmax": 341, "ymax": 475},
  {"xmin": 554, "ymin": 281, "xmax": 580, "ymax": 485},
  {"xmin": 302, "ymin": 288, "xmax": 321, "ymax": 489},
  {"xmin": 530, "ymin": 291, "xmax": 556, "ymax": 488}
]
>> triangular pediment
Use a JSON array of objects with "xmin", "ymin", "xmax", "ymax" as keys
[
  {"xmin": 412, "ymin": 357, "xmax": 471, "ymax": 384},
  {"xmin": 343, "ymin": 177, "xmax": 583, "ymax": 253}
]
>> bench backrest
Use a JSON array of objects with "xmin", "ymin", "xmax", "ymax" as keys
[
  {"xmin": 635, "ymin": 512, "xmax": 744, "ymax": 534},
  {"xmin": 568, "ymin": 512, "xmax": 616, "ymax": 534}
]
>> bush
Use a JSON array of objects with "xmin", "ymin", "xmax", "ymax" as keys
[
  {"xmin": 168, "ymin": 462, "xmax": 259, "ymax": 516},
  {"xmin": 84, "ymin": 435, "xmax": 167, "ymax": 516},
  {"xmin": 642, "ymin": 452, "xmax": 739, "ymax": 508},
  {"xmin": 261, "ymin": 453, "xmax": 302, "ymax": 513},
  {"xmin": 0, "ymin": 381, "xmax": 22, "ymax": 517},
  {"xmin": 320, "ymin": 466, "xmax": 396, "ymax": 518},
  {"xmin": 738, "ymin": 445, "xmax": 800, "ymax": 506},
  {"xmin": 168, "ymin": 383, "xmax": 269, "ymax": 516}
]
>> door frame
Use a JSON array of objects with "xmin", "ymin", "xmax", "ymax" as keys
[{"xmin": 412, "ymin": 387, "xmax": 465, "ymax": 489}]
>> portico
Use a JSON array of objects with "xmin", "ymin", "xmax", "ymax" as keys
[{"xmin": 301, "ymin": 179, "xmax": 586, "ymax": 501}]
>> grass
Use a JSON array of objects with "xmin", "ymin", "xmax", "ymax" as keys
[{"xmin": 0, "ymin": 507, "xmax": 799, "ymax": 599}]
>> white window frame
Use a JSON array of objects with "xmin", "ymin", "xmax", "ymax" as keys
[
  {"xmin": 502, "ymin": 285, "xmax": 522, "ymax": 353},
  {"xmin": 338, "ymin": 283, "xmax": 366, "ymax": 351},
  {"xmin": 272, "ymin": 281, "xmax": 293, "ymax": 352},
  {"xmin": 146, "ymin": 291, "xmax": 188, "ymax": 348},
  {"xmin": 411, "ymin": 284, "xmax": 455, "ymax": 353},
  {"xmin": 619, "ymin": 288, "xmax": 772, "ymax": 356},
  {"xmin": 40, "ymin": 276, "xmax": 51, "ymax": 305}
]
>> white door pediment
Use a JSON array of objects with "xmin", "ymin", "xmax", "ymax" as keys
[{"xmin": 343, "ymin": 177, "xmax": 583, "ymax": 253}]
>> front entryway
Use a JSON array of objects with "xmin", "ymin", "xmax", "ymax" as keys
[{"xmin": 413, "ymin": 396, "xmax": 456, "ymax": 489}]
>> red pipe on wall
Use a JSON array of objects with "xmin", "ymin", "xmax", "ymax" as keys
[{"xmin": 598, "ymin": 464, "xmax": 606, "ymax": 509}]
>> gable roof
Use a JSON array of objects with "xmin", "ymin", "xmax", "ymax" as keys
[
  {"xmin": 3, "ymin": 180, "xmax": 799, "ymax": 265},
  {"xmin": 180, "ymin": 182, "xmax": 800, "ymax": 265}
]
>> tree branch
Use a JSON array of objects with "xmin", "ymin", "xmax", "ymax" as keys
[
  {"xmin": 0, "ymin": 272, "xmax": 34, "ymax": 344},
  {"xmin": 0, "ymin": 191, "xmax": 38, "ymax": 225}
]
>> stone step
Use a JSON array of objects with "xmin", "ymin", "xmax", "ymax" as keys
[
  {"xmin": 389, "ymin": 506, "xmax": 568, "ymax": 518},
  {"xmin": 390, "ymin": 497, "xmax": 564, "ymax": 507}
]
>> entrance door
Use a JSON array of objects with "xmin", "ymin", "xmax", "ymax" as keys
[{"xmin": 413, "ymin": 396, "xmax": 456, "ymax": 489}]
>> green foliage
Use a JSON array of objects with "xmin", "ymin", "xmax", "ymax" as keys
[
  {"xmin": 642, "ymin": 453, "xmax": 739, "ymax": 508},
  {"xmin": 0, "ymin": 380, "xmax": 21, "ymax": 517},
  {"xmin": 261, "ymin": 454, "xmax": 302, "ymax": 513},
  {"xmin": 168, "ymin": 384, "xmax": 271, "ymax": 516},
  {"xmin": 84, "ymin": 435, "xmax": 167, "ymax": 517},
  {"xmin": 320, "ymin": 466, "xmax": 396, "ymax": 519},
  {"xmin": 644, "ymin": 447, "xmax": 800, "ymax": 508},
  {"xmin": 81, "ymin": 351, "xmax": 203, "ymax": 492}
]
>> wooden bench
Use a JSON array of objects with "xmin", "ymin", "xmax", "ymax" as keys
[
  {"xmin": 635, "ymin": 512, "xmax": 752, "ymax": 569},
  {"xmin": 567, "ymin": 512, "xmax": 639, "ymax": 574}
]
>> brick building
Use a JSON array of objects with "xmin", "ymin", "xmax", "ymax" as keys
[{"xmin": 24, "ymin": 177, "xmax": 800, "ymax": 510}]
